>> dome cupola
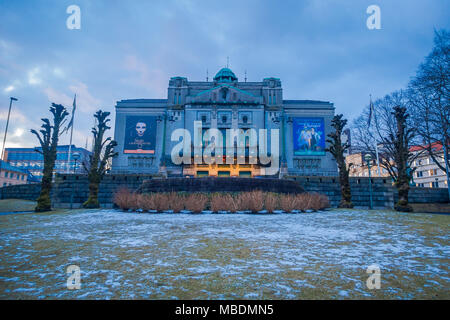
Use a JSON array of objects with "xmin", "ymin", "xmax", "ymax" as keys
[{"xmin": 213, "ymin": 68, "xmax": 238, "ymax": 82}]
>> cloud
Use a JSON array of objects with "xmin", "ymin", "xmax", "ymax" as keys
[
  {"xmin": 0, "ymin": 39, "xmax": 20, "ymax": 60},
  {"xmin": 27, "ymin": 67, "xmax": 42, "ymax": 85},
  {"xmin": 68, "ymin": 82, "xmax": 102, "ymax": 113},
  {"xmin": 12, "ymin": 127, "xmax": 24, "ymax": 138},
  {"xmin": 122, "ymin": 55, "xmax": 167, "ymax": 95},
  {"xmin": 3, "ymin": 85, "xmax": 14, "ymax": 93},
  {"xmin": 43, "ymin": 82, "xmax": 101, "ymax": 114},
  {"xmin": 43, "ymin": 87, "xmax": 73, "ymax": 107},
  {"xmin": 0, "ymin": 127, "xmax": 33, "ymax": 149},
  {"xmin": 0, "ymin": 109, "xmax": 27, "ymax": 123},
  {"xmin": 0, "ymin": 0, "xmax": 449, "ymax": 152},
  {"xmin": 53, "ymin": 68, "xmax": 64, "ymax": 78}
]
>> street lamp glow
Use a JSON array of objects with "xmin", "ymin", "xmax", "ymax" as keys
[{"xmin": 365, "ymin": 153, "xmax": 374, "ymax": 210}]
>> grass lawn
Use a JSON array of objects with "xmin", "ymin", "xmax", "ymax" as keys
[
  {"xmin": 0, "ymin": 208, "xmax": 448, "ymax": 299},
  {"xmin": 0, "ymin": 199, "xmax": 37, "ymax": 213}
]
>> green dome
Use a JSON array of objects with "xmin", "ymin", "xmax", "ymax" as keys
[{"xmin": 214, "ymin": 68, "xmax": 238, "ymax": 82}]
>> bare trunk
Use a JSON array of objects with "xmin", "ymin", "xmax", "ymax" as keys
[
  {"xmin": 84, "ymin": 178, "xmax": 100, "ymax": 208},
  {"xmin": 338, "ymin": 162, "xmax": 353, "ymax": 208}
]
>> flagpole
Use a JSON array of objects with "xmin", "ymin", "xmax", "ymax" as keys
[
  {"xmin": 369, "ymin": 94, "xmax": 381, "ymax": 176},
  {"xmin": 66, "ymin": 94, "xmax": 76, "ymax": 173}
]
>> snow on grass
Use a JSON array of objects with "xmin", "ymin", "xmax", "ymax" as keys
[{"xmin": 0, "ymin": 209, "xmax": 449, "ymax": 299}]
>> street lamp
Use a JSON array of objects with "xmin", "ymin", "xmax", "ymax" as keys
[
  {"xmin": 72, "ymin": 152, "xmax": 80, "ymax": 174},
  {"xmin": 158, "ymin": 113, "xmax": 175, "ymax": 177},
  {"xmin": 364, "ymin": 153, "xmax": 373, "ymax": 210},
  {"xmin": 273, "ymin": 113, "xmax": 290, "ymax": 178},
  {"xmin": 69, "ymin": 152, "xmax": 80, "ymax": 210},
  {"xmin": 1, "ymin": 97, "xmax": 18, "ymax": 160},
  {"xmin": 0, "ymin": 97, "xmax": 18, "ymax": 187}
]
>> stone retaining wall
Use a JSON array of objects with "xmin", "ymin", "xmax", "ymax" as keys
[
  {"xmin": 0, "ymin": 183, "xmax": 41, "ymax": 201},
  {"xmin": 140, "ymin": 177, "xmax": 304, "ymax": 194},
  {"xmin": 289, "ymin": 176, "xmax": 449, "ymax": 208},
  {"xmin": 0, "ymin": 174, "xmax": 448, "ymax": 209},
  {"xmin": 51, "ymin": 174, "xmax": 158, "ymax": 208}
]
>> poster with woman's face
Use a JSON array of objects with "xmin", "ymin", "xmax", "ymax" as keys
[{"xmin": 123, "ymin": 116, "xmax": 157, "ymax": 154}]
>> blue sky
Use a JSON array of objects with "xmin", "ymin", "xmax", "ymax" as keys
[{"xmin": 0, "ymin": 0, "xmax": 449, "ymax": 149}]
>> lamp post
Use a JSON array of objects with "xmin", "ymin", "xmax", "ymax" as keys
[
  {"xmin": 0, "ymin": 97, "xmax": 18, "ymax": 164},
  {"xmin": 158, "ymin": 113, "xmax": 175, "ymax": 177},
  {"xmin": 1, "ymin": 97, "xmax": 18, "ymax": 161},
  {"xmin": 70, "ymin": 152, "xmax": 80, "ymax": 209},
  {"xmin": 273, "ymin": 113, "xmax": 291, "ymax": 178},
  {"xmin": 365, "ymin": 153, "xmax": 373, "ymax": 210},
  {"xmin": 0, "ymin": 97, "xmax": 17, "ymax": 192},
  {"xmin": 72, "ymin": 152, "xmax": 80, "ymax": 174}
]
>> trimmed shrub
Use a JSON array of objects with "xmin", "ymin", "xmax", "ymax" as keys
[
  {"xmin": 238, "ymin": 190, "xmax": 264, "ymax": 213},
  {"xmin": 113, "ymin": 188, "xmax": 138, "ymax": 210},
  {"xmin": 168, "ymin": 192, "xmax": 185, "ymax": 212},
  {"xmin": 211, "ymin": 193, "xmax": 231, "ymax": 212},
  {"xmin": 137, "ymin": 194, "xmax": 154, "ymax": 211},
  {"xmin": 264, "ymin": 192, "xmax": 279, "ymax": 213},
  {"xmin": 280, "ymin": 194, "xmax": 298, "ymax": 212},
  {"xmin": 112, "ymin": 190, "xmax": 330, "ymax": 213},
  {"xmin": 294, "ymin": 193, "xmax": 330, "ymax": 211},
  {"xmin": 185, "ymin": 193, "xmax": 208, "ymax": 212},
  {"xmin": 152, "ymin": 193, "xmax": 170, "ymax": 211}
]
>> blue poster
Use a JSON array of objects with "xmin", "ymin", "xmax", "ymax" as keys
[
  {"xmin": 293, "ymin": 117, "xmax": 326, "ymax": 156},
  {"xmin": 124, "ymin": 116, "xmax": 157, "ymax": 154}
]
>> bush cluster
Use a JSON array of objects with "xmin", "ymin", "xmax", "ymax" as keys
[{"xmin": 113, "ymin": 188, "xmax": 330, "ymax": 213}]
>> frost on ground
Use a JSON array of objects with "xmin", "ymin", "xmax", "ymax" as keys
[{"xmin": 0, "ymin": 209, "xmax": 449, "ymax": 299}]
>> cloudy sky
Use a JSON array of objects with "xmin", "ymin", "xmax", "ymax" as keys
[{"xmin": 0, "ymin": 0, "xmax": 449, "ymax": 149}]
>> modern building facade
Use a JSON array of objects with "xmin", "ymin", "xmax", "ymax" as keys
[
  {"xmin": 410, "ymin": 143, "xmax": 449, "ymax": 188},
  {"xmin": 0, "ymin": 160, "xmax": 28, "ymax": 186},
  {"xmin": 112, "ymin": 68, "xmax": 338, "ymax": 177},
  {"xmin": 4, "ymin": 145, "xmax": 91, "ymax": 181}
]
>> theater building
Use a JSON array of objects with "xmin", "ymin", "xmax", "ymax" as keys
[{"xmin": 112, "ymin": 68, "xmax": 338, "ymax": 177}]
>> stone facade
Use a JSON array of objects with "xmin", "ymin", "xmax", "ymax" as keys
[{"xmin": 112, "ymin": 68, "xmax": 338, "ymax": 177}]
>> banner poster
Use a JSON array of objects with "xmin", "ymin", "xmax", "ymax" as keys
[
  {"xmin": 293, "ymin": 117, "xmax": 326, "ymax": 156},
  {"xmin": 123, "ymin": 116, "xmax": 157, "ymax": 154}
]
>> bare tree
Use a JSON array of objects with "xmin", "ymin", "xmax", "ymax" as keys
[
  {"xmin": 31, "ymin": 103, "xmax": 69, "ymax": 212},
  {"xmin": 408, "ymin": 29, "xmax": 450, "ymax": 193},
  {"xmin": 352, "ymin": 91, "xmax": 421, "ymax": 211},
  {"xmin": 326, "ymin": 114, "xmax": 353, "ymax": 208},
  {"xmin": 83, "ymin": 110, "xmax": 118, "ymax": 208},
  {"xmin": 390, "ymin": 106, "xmax": 416, "ymax": 211}
]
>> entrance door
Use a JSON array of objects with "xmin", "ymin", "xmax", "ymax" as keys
[
  {"xmin": 218, "ymin": 171, "xmax": 231, "ymax": 177},
  {"xmin": 196, "ymin": 171, "xmax": 209, "ymax": 177},
  {"xmin": 239, "ymin": 171, "xmax": 252, "ymax": 178}
]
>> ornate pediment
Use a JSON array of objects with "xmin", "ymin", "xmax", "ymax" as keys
[{"xmin": 189, "ymin": 84, "xmax": 260, "ymax": 105}]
